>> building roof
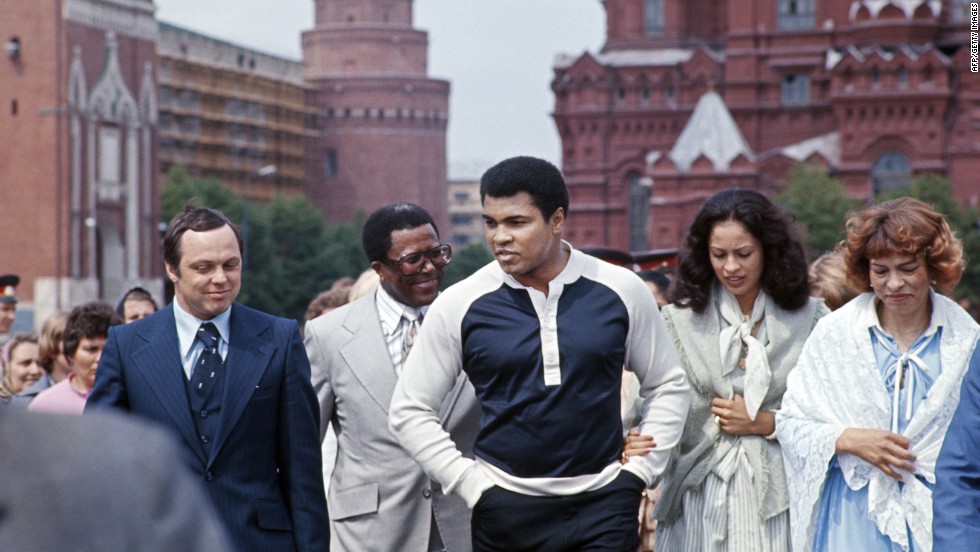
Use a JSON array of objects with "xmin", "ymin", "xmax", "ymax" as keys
[
  {"xmin": 554, "ymin": 48, "xmax": 701, "ymax": 70},
  {"xmin": 825, "ymin": 43, "xmax": 951, "ymax": 70},
  {"xmin": 850, "ymin": 0, "xmax": 941, "ymax": 19},
  {"xmin": 772, "ymin": 131, "xmax": 841, "ymax": 166},
  {"xmin": 157, "ymin": 22, "xmax": 306, "ymax": 84},
  {"xmin": 668, "ymin": 90, "xmax": 753, "ymax": 172}
]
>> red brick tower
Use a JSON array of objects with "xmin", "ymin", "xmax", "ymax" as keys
[{"xmin": 302, "ymin": 0, "xmax": 449, "ymax": 228}]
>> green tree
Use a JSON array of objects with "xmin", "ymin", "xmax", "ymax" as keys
[
  {"xmin": 778, "ymin": 164, "xmax": 862, "ymax": 259},
  {"xmin": 320, "ymin": 212, "xmax": 369, "ymax": 286},
  {"xmin": 159, "ymin": 165, "xmax": 366, "ymax": 320},
  {"xmin": 161, "ymin": 165, "xmax": 242, "ymax": 219},
  {"xmin": 442, "ymin": 243, "xmax": 493, "ymax": 288}
]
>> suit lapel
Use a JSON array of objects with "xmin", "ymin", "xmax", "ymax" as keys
[
  {"xmin": 339, "ymin": 298, "xmax": 399, "ymax": 414},
  {"xmin": 132, "ymin": 306, "xmax": 206, "ymax": 466},
  {"xmin": 209, "ymin": 303, "xmax": 273, "ymax": 464}
]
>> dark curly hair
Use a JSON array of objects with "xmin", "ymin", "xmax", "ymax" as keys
[
  {"xmin": 480, "ymin": 156, "xmax": 569, "ymax": 220},
  {"xmin": 62, "ymin": 302, "xmax": 123, "ymax": 359},
  {"xmin": 843, "ymin": 197, "xmax": 964, "ymax": 294},
  {"xmin": 671, "ymin": 188, "xmax": 810, "ymax": 313}
]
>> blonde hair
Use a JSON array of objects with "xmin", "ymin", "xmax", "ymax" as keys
[
  {"xmin": 348, "ymin": 269, "xmax": 380, "ymax": 302},
  {"xmin": 809, "ymin": 251, "xmax": 858, "ymax": 311}
]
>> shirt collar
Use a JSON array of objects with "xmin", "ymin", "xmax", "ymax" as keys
[
  {"xmin": 375, "ymin": 285, "xmax": 429, "ymax": 337},
  {"xmin": 500, "ymin": 240, "xmax": 581, "ymax": 290},
  {"xmin": 862, "ymin": 288, "xmax": 943, "ymax": 340},
  {"xmin": 173, "ymin": 299, "xmax": 232, "ymax": 358}
]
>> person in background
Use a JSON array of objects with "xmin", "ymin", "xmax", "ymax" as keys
[
  {"xmin": 778, "ymin": 197, "xmax": 979, "ymax": 552},
  {"xmin": 14, "ymin": 312, "xmax": 70, "ymax": 403},
  {"xmin": 628, "ymin": 269, "xmax": 673, "ymax": 551},
  {"xmin": 637, "ymin": 269, "xmax": 671, "ymax": 309},
  {"xmin": 347, "ymin": 268, "xmax": 380, "ymax": 303},
  {"xmin": 116, "ymin": 287, "xmax": 159, "ymax": 323},
  {"xmin": 304, "ymin": 284, "xmax": 353, "ymax": 327},
  {"xmin": 0, "ymin": 333, "xmax": 42, "ymax": 404},
  {"xmin": 652, "ymin": 188, "xmax": 828, "ymax": 552},
  {"xmin": 809, "ymin": 251, "xmax": 859, "ymax": 311},
  {"xmin": 29, "ymin": 302, "xmax": 122, "ymax": 415},
  {"xmin": 0, "ymin": 274, "xmax": 20, "ymax": 348}
]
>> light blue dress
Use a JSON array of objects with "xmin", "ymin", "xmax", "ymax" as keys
[{"xmin": 812, "ymin": 325, "xmax": 942, "ymax": 552}]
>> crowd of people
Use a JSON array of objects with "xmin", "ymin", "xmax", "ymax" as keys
[{"xmin": 1, "ymin": 155, "xmax": 979, "ymax": 552}]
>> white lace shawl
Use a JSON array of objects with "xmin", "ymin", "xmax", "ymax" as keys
[{"xmin": 777, "ymin": 292, "xmax": 980, "ymax": 552}]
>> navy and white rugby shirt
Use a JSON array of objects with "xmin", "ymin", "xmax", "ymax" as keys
[{"xmin": 390, "ymin": 243, "xmax": 690, "ymax": 507}]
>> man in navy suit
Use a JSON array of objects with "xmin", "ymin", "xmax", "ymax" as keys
[{"xmin": 87, "ymin": 206, "xmax": 329, "ymax": 551}]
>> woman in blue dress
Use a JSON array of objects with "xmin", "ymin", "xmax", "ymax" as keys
[{"xmin": 778, "ymin": 197, "xmax": 979, "ymax": 552}]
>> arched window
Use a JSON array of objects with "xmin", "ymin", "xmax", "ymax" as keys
[
  {"xmin": 777, "ymin": 0, "xmax": 815, "ymax": 29},
  {"xmin": 628, "ymin": 172, "xmax": 650, "ymax": 251},
  {"xmin": 645, "ymin": 0, "xmax": 664, "ymax": 36},
  {"xmin": 871, "ymin": 151, "xmax": 911, "ymax": 195}
]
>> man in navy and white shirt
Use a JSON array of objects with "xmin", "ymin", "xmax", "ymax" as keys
[{"xmin": 390, "ymin": 156, "xmax": 690, "ymax": 551}]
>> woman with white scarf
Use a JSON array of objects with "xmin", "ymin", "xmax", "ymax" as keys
[
  {"xmin": 778, "ymin": 197, "xmax": 979, "ymax": 552},
  {"xmin": 653, "ymin": 189, "xmax": 828, "ymax": 552}
]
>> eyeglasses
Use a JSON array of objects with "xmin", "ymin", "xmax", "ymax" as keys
[{"xmin": 382, "ymin": 243, "xmax": 453, "ymax": 275}]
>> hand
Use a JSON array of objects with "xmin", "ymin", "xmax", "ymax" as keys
[
  {"xmin": 710, "ymin": 394, "xmax": 775, "ymax": 436},
  {"xmin": 621, "ymin": 427, "xmax": 656, "ymax": 464},
  {"xmin": 836, "ymin": 428, "xmax": 916, "ymax": 481}
]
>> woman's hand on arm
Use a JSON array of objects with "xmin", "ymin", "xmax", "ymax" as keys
[
  {"xmin": 621, "ymin": 427, "xmax": 657, "ymax": 464},
  {"xmin": 835, "ymin": 428, "xmax": 916, "ymax": 481},
  {"xmin": 710, "ymin": 394, "xmax": 776, "ymax": 437}
]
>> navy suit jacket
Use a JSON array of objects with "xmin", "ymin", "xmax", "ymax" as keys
[
  {"xmin": 87, "ymin": 303, "xmax": 329, "ymax": 552},
  {"xmin": 934, "ymin": 339, "xmax": 980, "ymax": 551}
]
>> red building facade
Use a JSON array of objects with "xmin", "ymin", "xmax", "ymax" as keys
[
  {"xmin": 553, "ymin": 0, "xmax": 979, "ymax": 251},
  {"xmin": 302, "ymin": 0, "xmax": 449, "ymax": 228},
  {"xmin": 0, "ymin": 0, "xmax": 162, "ymax": 321}
]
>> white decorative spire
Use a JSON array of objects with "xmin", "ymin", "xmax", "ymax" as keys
[{"xmin": 669, "ymin": 90, "xmax": 753, "ymax": 173}]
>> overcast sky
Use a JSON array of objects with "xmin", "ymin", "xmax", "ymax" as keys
[{"xmin": 154, "ymin": 0, "xmax": 606, "ymax": 179}]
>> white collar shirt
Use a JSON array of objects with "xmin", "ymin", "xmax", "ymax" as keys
[{"xmin": 173, "ymin": 300, "xmax": 231, "ymax": 380}]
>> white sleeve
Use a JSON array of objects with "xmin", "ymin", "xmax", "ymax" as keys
[
  {"xmin": 621, "ymin": 288, "xmax": 692, "ymax": 487},
  {"xmin": 388, "ymin": 294, "xmax": 493, "ymax": 508}
]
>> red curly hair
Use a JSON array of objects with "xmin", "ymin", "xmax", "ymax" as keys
[{"xmin": 843, "ymin": 197, "xmax": 964, "ymax": 294}]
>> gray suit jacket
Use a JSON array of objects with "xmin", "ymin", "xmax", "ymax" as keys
[
  {"xmin": 0, "ymin": 410, "xmax": 232, "ymax": 551},
  {"xmin": 306, "ymin": 293, "xmax": 479, "ymax": 552}
]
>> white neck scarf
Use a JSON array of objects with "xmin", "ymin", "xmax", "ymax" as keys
[{"xmin": 717, "ymin": 287, "xmax": 771, "ymax": 420}]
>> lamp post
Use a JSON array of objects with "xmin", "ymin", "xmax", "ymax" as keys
[{"xmin": 241, "ymin": 164, "xmax": 277, "ymax": 272}]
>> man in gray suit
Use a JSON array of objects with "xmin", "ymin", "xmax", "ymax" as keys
[{"xmin": 305, "ymin": 203, "xmax": 479, "ymax": 552}]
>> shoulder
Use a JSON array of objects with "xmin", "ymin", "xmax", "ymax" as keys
[
  {"xmin": 935, "ymin": 293, "xmax": 980, "ymax": 334},
  {"xmin": 809, "ymin": 293, "xmax": 872, "ymax": 339},
  {"xmin": 772, "ymin": 295, "xmax": 829, "ymax": 327},
  {"xmin": 576, "ymin": 254, "xmax": 653, "ymax": 309},
  {"xmin": 433, "ymin": 261, "xmax": 506, "ymax": 314},
  {"xmin": 231, "ymin": 302, "xmax": 295, "ymax": 331},
  {"xmin": 305, "ymin": 294, "xmax": 373, "ymax": 336}
]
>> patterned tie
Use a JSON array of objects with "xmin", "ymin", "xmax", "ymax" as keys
[
  {"xmin": 402, "ymin": 315, "xmax": 419, "ymax": 359},
  {"xmin": 191, "ymin": 322, "xmax": 223, "ymax": 399}
]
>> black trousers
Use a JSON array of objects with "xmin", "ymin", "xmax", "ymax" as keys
[{"xmin": 471, "ymin": 470, "xmax": 644, "ymax": 552}]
